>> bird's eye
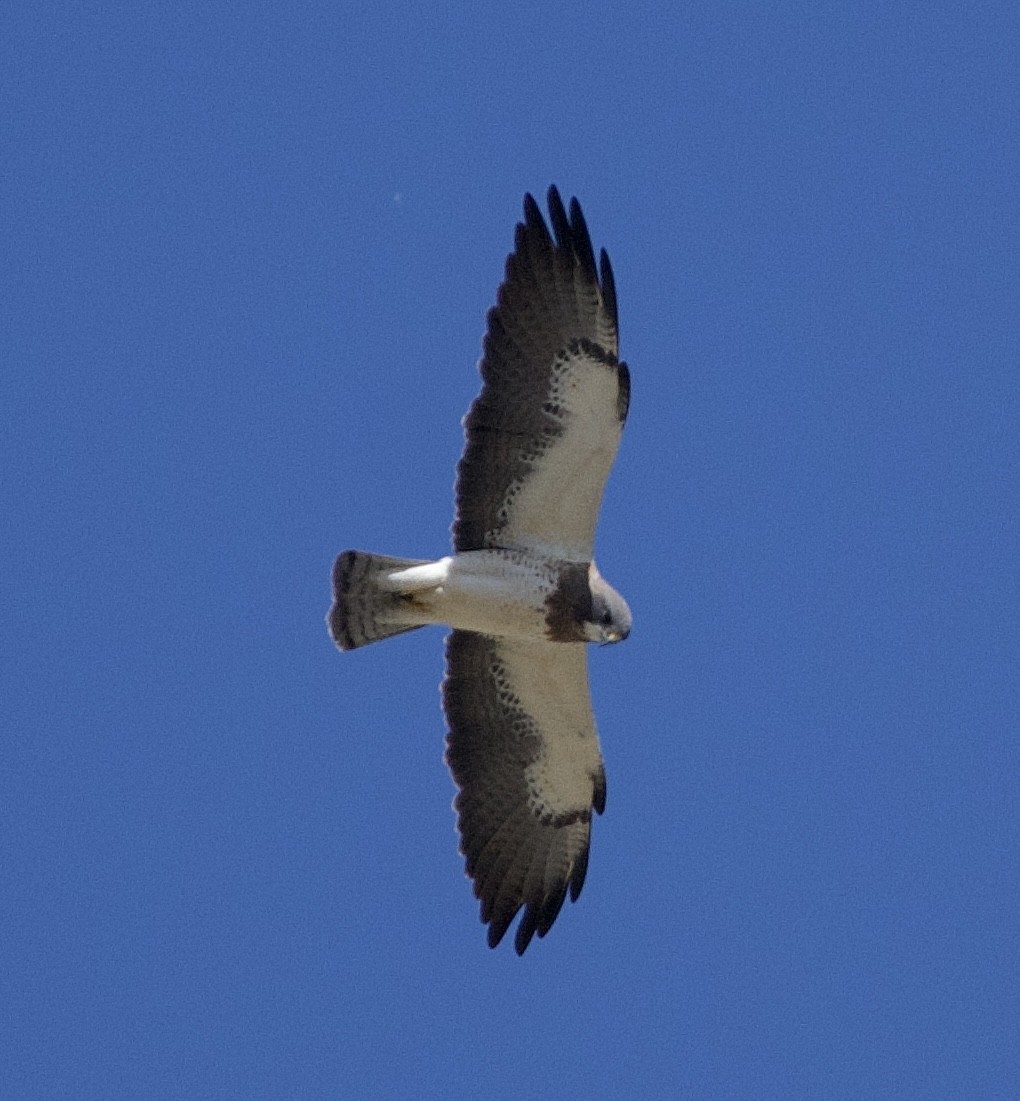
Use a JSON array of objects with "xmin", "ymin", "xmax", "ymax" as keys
[{"xmin": 600, "ymin": 609, "xmax": 613, "ymax": 625}]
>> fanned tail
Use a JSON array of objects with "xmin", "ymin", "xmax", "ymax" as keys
[{"xmin": 328, "ymin": 550, "xmax": 430, "ymax": 651}]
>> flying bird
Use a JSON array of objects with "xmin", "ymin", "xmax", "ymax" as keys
[{"xmin": 328, "ymin": 187, "xmax": 631, "ymax": 954}]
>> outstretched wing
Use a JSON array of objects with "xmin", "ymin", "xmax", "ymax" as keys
[
  {"xmin": 453, "ymin": 186, "xmax": 629, "ymax": 561},
  {"xmin": 442, "ymin": 629, "xmax": 607, "ymax": 954}
]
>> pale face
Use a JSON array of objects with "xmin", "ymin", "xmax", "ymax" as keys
[{"xmin": 585, "ymin": 576, "xmax": 631, "ymax": 645}]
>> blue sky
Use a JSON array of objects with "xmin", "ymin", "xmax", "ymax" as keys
[{"xmin": 4, "ymin": 3, "xmax": 1019, "ymax": 1098}]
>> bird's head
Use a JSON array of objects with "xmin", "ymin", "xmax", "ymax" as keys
[{"xmin": 585, "ymin": 569, "xmax": 631, "ymax": 645}]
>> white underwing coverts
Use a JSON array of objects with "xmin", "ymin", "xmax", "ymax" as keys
[{"xmin": 328, "ymin": 187, "xmax": 631, "ymax": 954}]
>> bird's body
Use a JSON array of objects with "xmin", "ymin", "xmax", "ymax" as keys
[
  {"xmin": 333, "ymin": 550, "xmax": 626, "ymax": 647},
  {"xmin": 328, "ymin": 187, "xmax": 630, "ymax": 953}
]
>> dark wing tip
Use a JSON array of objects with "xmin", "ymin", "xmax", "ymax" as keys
[
  {"xmin": 569, "ymin": 845, "xmax": 591, "ymax": 903},
  {"xmin": 567, "ymin": 196, "xmax": 598, "ymax": 280},
  {"xmin": 514, "ymin": 916, "xmax": 537, "ymax": 955},
  {"xmin": 593, "ymin": 766, "xmax": 607, "ymax": 816},
  {"xmin": 476, "ymin": 842, "xmax": 596, "ymax": 955},
  {"xmin": 541, "ymin": 186, "xmax": 599, "ymax": 286},
  {"xmin": 480, "ymin": 830, "xmax": 597, "ymax": 955},
  {"xmin": 513, "ymin": 881, "xmax": 571, "ymax": 955},
  {"xmin": 521, "ymin": 191, "xmax": 549, "ymax": 243},
  {"xmin": 527, "ymin": 186, "xmax": 617, "ymax": 334},
  {"xmin": 519, "ymin": 187, "xmax": 607, "ymax": 286},
  {"xmin": 546, "ymin": 185, "xmax": 570, "ymax": 249},
  {"xmin": 487, "ymin": 909, "xmax": 518, "ymax": 951}
]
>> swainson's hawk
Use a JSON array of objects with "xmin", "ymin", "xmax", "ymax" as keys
[{"xmin": 329, "ymin": 187, "xmax": 630, "ymax": 954}]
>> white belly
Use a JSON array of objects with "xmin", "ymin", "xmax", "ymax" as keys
[{"xmin": 383, "ymin": 549, "xmax": 561, "ymax": 639}]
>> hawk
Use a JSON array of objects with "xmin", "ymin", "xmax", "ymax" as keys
[{"xmin": 329, "ymin": 187, "xmax": 631, "ymax": 954}]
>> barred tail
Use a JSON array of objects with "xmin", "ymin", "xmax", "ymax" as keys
[{"xmin": 328, "ymin": 550, "xmax": 430, "ymax": 651}]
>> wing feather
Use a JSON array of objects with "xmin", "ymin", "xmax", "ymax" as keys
[
  {"xmin": 443, "ymin": 630, "xmax": 606, "ymax": 954},
  {"xmin": 453, "ymin": 186, "xmax": 628, "ymax": 560}
]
